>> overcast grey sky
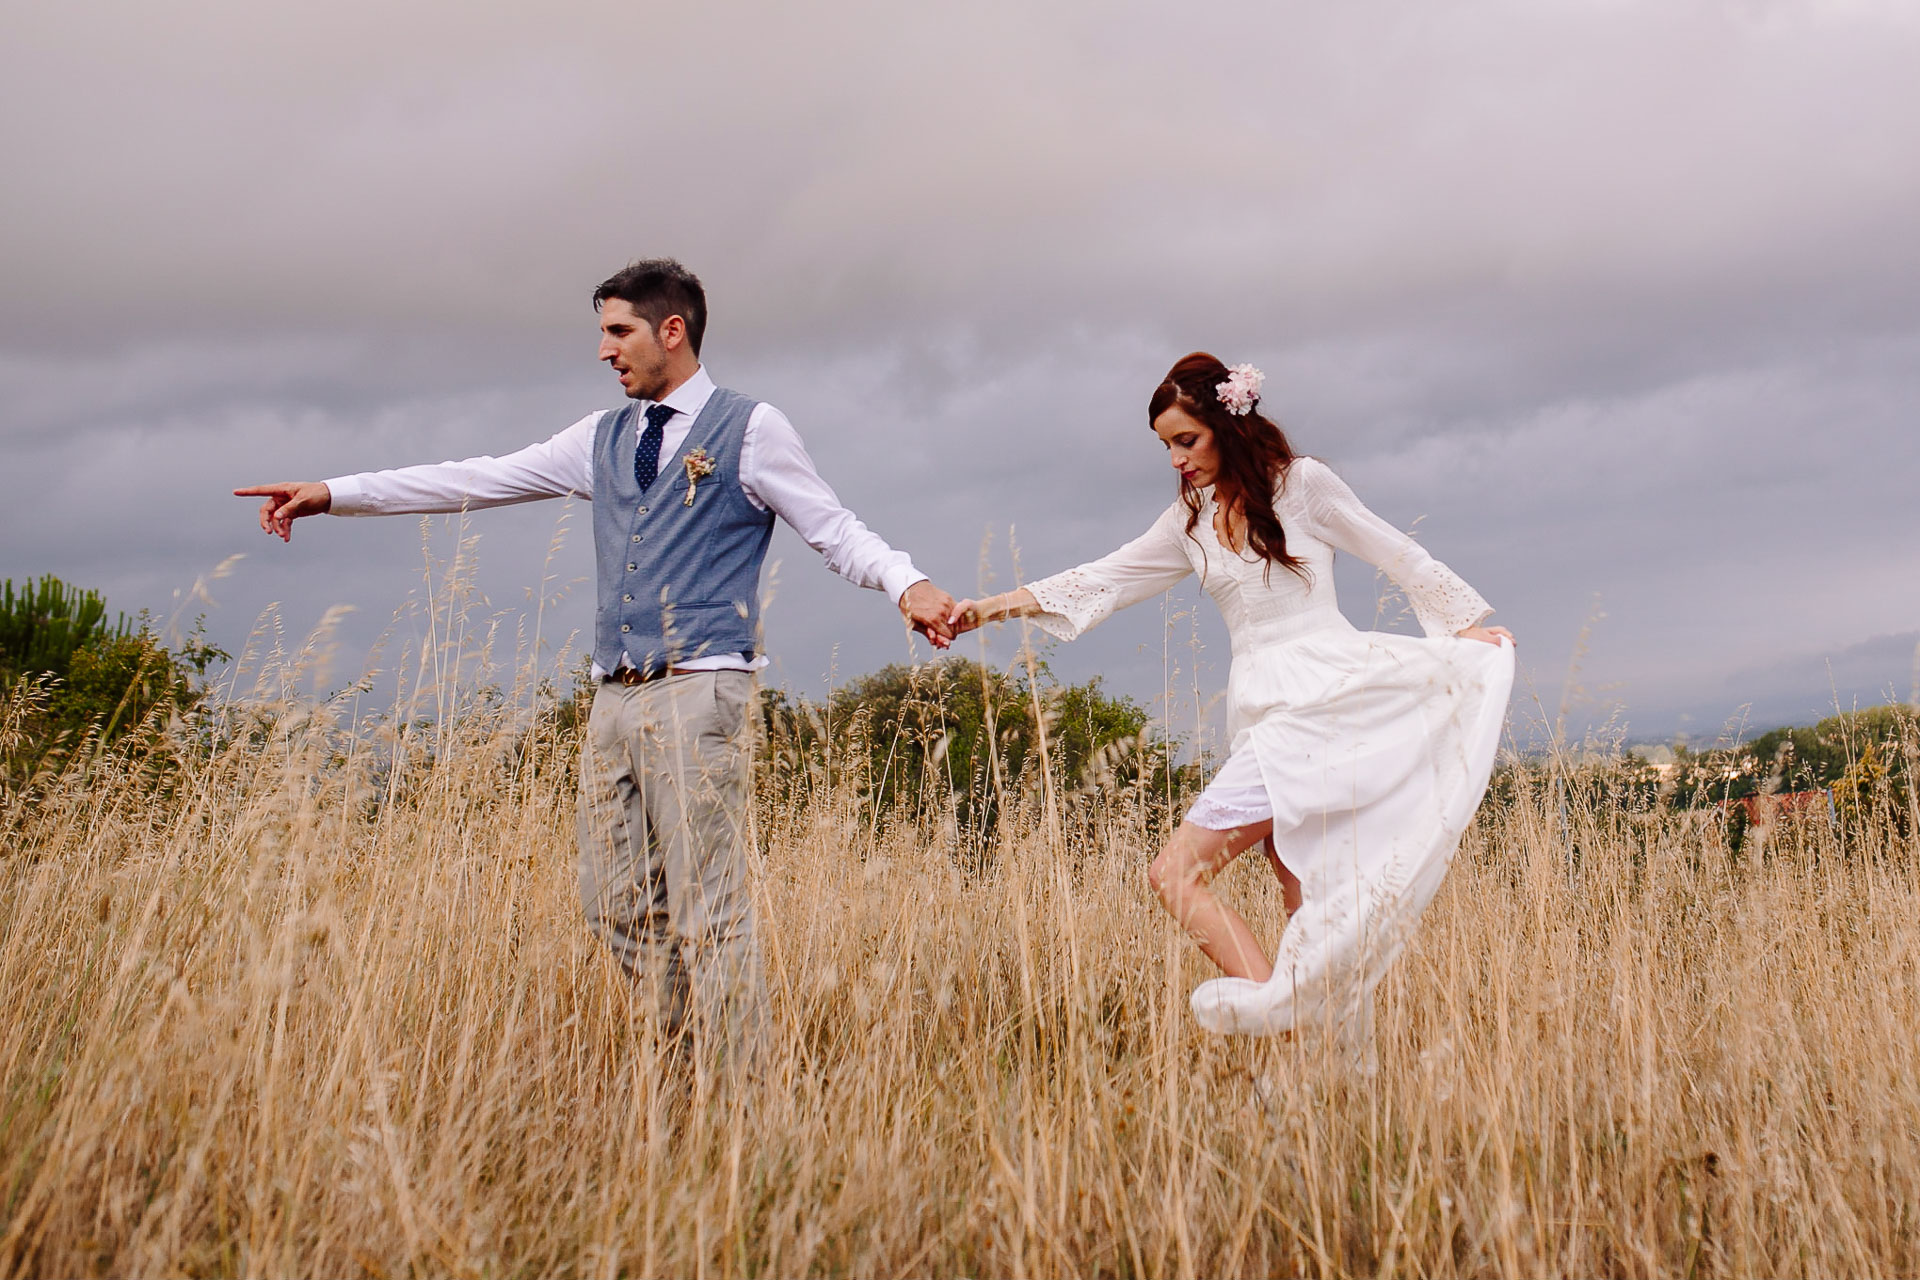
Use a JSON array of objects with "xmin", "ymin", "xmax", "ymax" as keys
[{"xmin": 4, "ymin": 0, "xmax": 1916, "ymax": 744}]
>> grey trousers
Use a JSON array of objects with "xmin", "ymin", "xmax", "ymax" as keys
[{"xmin": 577, "ymin": 669, "xmax": 768, "ymax": 1069}]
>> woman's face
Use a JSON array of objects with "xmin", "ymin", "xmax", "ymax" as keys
[{"xmin": 1153, "ymin": 405, "xmax": 1220, "ymax": 489}]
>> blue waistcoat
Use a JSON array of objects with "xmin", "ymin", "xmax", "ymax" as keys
[{"xmin": 591, "ymin": 388, "xmax": 775, "ymax": 675}]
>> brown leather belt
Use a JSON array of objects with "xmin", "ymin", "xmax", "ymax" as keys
[{"xmin": 601, "ymin": 666, "xmax": 686, "ymax": 686}]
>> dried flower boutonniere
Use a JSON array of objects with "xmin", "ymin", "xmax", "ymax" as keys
[{"xmin": 682, "ymin": 447, "xmax": 716, "ymax": 506}]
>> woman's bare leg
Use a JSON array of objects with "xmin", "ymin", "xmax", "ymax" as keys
[
  {"xmin": 1262, "ymin": 835, "xmax": 1303, "ymax": 917},
  {"xmin": 1148, "ymin": 820, "xmax": 1277, "ymax": 981}
]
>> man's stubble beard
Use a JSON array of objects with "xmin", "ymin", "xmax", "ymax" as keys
[{"xmin": 627, "ymin": 353, "xmax": 672, "ymax": 402}]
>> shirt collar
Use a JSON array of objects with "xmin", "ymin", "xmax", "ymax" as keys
[{"xmin": 651, "ymin": 365, "xmax": 716, "ymax": 421}]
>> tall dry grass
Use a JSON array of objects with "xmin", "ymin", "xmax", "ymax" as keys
[{"xmin": 3, "ymin": 619, "xmax": 1919, "ymax": 1279}]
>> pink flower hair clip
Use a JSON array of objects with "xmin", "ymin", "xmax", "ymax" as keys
[{"xmin": 1215, "ymin": 363, "xmax": 1265, "ymax": 416}]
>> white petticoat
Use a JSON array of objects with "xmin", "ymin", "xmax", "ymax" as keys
[
  {"xmin": 1183, "ymin": 626, "xmax": 1515, "ymax": 1045},
  {"xmin": 1185, "ymin": 746, "xmax": 1274, "ymax": 830}
]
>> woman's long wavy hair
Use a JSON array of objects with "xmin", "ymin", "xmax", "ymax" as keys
[{"xmin": 1149, "ymin": 352, "xmax": 1307, "ymax": 581}]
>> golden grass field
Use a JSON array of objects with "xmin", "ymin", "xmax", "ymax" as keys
[{"xmin": 3, "ymin": 627, "xmax": 1919, "ymax": 1279}]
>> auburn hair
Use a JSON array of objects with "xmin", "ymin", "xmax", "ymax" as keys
[{"xmin": 1148, "ymin": 352, "xmax": 1306, "ymax": 581}]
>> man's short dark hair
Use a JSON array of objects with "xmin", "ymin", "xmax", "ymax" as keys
[{"xmin": 593, "ymin": 259, "xmax": 708, "ymax": 356}]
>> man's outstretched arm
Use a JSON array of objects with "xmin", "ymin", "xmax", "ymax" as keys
[
  {"xmin": 233, "ymin": 413, "xmax": 602, "ymax": 541},
  {"xmin": 740, "ymin": 404, "xmax": 957, "ymax": 646}
]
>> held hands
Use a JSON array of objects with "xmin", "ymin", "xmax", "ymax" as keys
[
  {"xmin": 234, "ymin": 481, "xmax": 331, "ymax": 541},
  {"xmin": 944, "ymin": 588, "xmax": 1035, "ymax": 638},
  {"xmin": 1457, "ymin": 625, "xmax": 1515, "ymax": 647},
  {"xmin": 900, "ymin": 580, "xmax": 959, "ymax": 649},
  {"xmin": 948, "ymin": 598, "xmax": 987, "ymax": 637}
]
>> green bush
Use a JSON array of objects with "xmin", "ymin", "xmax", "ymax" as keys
[
  {"xmin": 1660, "ymin": 705, "xmax": 1916, "ymax": 810},
  {"xmin": 1, "ymin": 575, "xmax": 225, "ymax": 786},
  {"xmin": 0, "ymin": 576, "xmax": 127, "ymax": 686},
  {"xmin": 757, "ymin": 656, "xmax": 1193, "ymax": 841}
]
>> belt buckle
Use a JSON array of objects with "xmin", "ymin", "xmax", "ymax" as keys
[{"xmin": 608, "ymin": 665, "xmax": 673, "ymax": 686}]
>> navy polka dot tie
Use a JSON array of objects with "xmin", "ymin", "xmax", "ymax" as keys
[{"xmin": 633, "ymin": 402, "xmax": 676, "ymax": 491}]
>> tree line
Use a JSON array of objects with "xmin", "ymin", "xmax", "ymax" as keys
[
  {"xmin": 754, "ymin": 657, "xmax": 1197, "ymax": 844},
  {"xmin": 2, "ymin": 575, "xmax": 1192, "ymax": 840},
  {"xmin": 7, "ymin": 572, "xmax": 1911, "ymax": 850}
]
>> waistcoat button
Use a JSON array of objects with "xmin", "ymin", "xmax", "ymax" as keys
[
  {"xmin": 638, "ymin": 506, "xmax": 649, "ymax": 515},
  {"xmin": 626, "ymin": 563, "xmax": 637, "ymax": 572},
  {"xmin": 622, "ymin": 593, "xmax": 633, "ymax": 602},
  {"xmin": 620, "ymin": 623, "xmax": 631, "ymax": 633},
  {"xmin": 631, "ymin": 534, "xmax": 641, "ymax": 543}
]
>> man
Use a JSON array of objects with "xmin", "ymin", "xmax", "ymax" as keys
[{"xmin": 237, "ymin": 259, "xmax": 957, "ymax": 1071}]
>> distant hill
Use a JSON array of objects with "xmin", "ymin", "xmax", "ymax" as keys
[{"xmin": 1616, "ymin": 631, "xmax": 1919, "ymax": 746}]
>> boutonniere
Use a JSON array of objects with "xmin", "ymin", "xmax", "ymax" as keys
[{"xmin": 681, "ymin": 447, "xmax": 716, "ymax": 506}]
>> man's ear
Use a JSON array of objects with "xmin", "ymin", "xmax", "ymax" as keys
[{"xmin": 657, "ymin": 314, "xmax": 688, "ymax": 353}]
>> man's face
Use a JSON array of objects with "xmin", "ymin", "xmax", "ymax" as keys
[{"xmin": 598, "ymin": 299, "xmax": 673, "ymax": 401}]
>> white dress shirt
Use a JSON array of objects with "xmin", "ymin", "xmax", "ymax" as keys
[{"xmin": 324, "ymin": 366, "xmax": 928, "ymax": 674}]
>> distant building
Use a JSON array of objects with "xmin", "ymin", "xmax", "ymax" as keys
[{"xmin": 1725, "ymin": 789, "xmax": 1835, "ymax": 827}]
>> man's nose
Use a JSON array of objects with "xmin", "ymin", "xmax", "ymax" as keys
[{"xmin": 597, "ymin": 339, "xmax": 616, "ymax": 360}]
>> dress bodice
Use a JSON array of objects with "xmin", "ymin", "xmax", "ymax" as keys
[{"xmin": 1188, "ymin": 487, "xmax": 1347, "ymax": 656}]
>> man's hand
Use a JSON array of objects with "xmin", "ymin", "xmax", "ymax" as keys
[
  {"xmin": 234, "ymin": 481, "xmax": 332, "ymax": 541},
  {"xmin": 899, "ymin": 580, "xmax": 957, "ymax": 649}
]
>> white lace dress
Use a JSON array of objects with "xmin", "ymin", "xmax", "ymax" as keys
[{"xmin": 1024, "ymin": 457, "xmax": 1514, "ymax": 1042}]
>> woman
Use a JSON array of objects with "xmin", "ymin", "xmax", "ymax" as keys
[{"xmin": 949, "ymin": 353, "xmax": 1514, "ymax": 1048}]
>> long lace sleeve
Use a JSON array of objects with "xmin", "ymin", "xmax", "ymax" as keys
[
  {"xmin": 1022, "ymin": 503, "xmax": 1194, "ymax": 641},
  {"xmin": 1290, "ymin": 458, "xmax": 1492, "ymax": 637}
]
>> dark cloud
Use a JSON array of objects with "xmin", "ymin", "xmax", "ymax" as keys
[{"xmin": 4, "ymin": 0, "xmax": 1916, "ymax": 739}]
